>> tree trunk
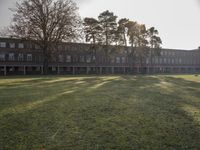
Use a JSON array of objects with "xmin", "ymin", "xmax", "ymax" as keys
[
  {"xmin": 149, "ymin": 48, "xmax": 152, "ymax": 74},
  {"xmin": 124, "ymin": 33, "xmax": 127, "ymax": 46},
  {"xmin": 43, "ymin": 58, "xmax": 48, "ymax": 75},
  {"xmin": 105, "ymin": 47, "xmax": 108, "ymax": 64},
  {"xmin": 43, "ymin": 45, "xmax": 49, "ymax": 75},
  {"xmin": 105, "ymin": 27, "xmax": 108, "ymax": 46},
  {"xmin": 130, "ymin": 46, "xmax": 134, "ymax": 73}
]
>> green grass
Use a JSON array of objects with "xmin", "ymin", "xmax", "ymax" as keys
[{"xmin": 0, "ymin": 75, "xmax": 200, "ymax": 150}]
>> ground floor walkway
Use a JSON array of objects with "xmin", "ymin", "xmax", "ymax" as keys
[{"xmin": 0, "ymin": 65, "xmax": 200, "ymax": 75}]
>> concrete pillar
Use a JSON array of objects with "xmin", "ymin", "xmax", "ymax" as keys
[
  {"xmin": 153, "ymin": 67, "xmax": 155, "ymax": 73},
  {"xmin": 123, "ymin": 67, "xmax": 126, "ymax": 74},
  {"xmin": 137, "ymin": 66, "xmax": 140, "ymax": 74},
  {"xmin": 147, "ymin": 66, "xmax": 150, "ymax": 74},
  {"xmin": 111, "ymin": 67, "xmax": 114, "ymax": 74},
  {"xmin": 23, "ymin": 66, "xmax": 26, "ymax": 75},
  {"xmin": 179, "ymin": 67, "xmax": 181, "ymax": 73},
  {"xmin": 41, "ymin": 66, "xmax": 44, "ymax": 75},
  {"xmin": 72, "ymin": 67, "xmax": 75, "ymax": 75},
  {"xmin": 129, "ymin": 67, "xmax": 132, "ymax": 74},
  {"xmin": 100, "ymin": 67, "xmax": 102, "ymax": 75},
  {"xmin": 86, "ymin": 67, "xmax": 89, "ymax": 74},
  {"xmin": 4, "ymin": 66, "xmax": 6, "ymax": 76},
  {"xmin": 57, "ymin": 66, "xmax": 60, "ymax": 75}
]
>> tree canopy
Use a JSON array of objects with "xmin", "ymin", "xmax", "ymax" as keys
[{"xmin": 83, "ymin": 10, "xmax": 162, "ymax": 50}]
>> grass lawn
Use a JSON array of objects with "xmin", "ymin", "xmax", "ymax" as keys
[{"xmin": 0, "ymin": 75, "xmax": 200, "ymax": 150}]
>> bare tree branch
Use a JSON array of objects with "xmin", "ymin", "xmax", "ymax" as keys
[{"xmin": 10, "ymin": 0, "xmax": 81, "ymax": 74}]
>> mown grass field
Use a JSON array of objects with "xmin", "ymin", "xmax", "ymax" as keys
[{"xmin": 0, "ymin": 75, "xmax": 200, "ymax": 150}]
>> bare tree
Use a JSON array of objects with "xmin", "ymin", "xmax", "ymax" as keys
[
  {"xmin": 10, "ymin": 0, "xmax": 81, "ymax": 74},
  {"xmin": 0, "ymin": 27, "xmax": 11, "ymax": 37}
]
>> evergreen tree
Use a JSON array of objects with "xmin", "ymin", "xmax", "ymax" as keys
[
  {"xmin": 98, "ymin": 10, "xmax": 118, "ymax": 45},
  {"xmin": 117, "ymin": 18, "xmax": 129, "ymax": 46},
  {"xmin": 147, "ymin": 27, "xmax": 162, "ymax": 68},
  {"xmin": 83, "ymin": 17, "xmax": 102, "ymax": 44}
]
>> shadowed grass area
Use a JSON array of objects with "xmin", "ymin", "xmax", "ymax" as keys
[{"xmin": 0, "ymin": 75, "xmax": 200, "ymax": 150}]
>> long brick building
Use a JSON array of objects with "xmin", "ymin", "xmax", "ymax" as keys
[{"xmin": 0, "ymin": 37, "xmax": 200, "ymax": 75}]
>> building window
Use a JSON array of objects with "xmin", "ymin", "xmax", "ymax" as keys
[
  {"xmin": 66, "ymin": 55, "xmax": 71, "ymax": 62},
  {"xmin": 9, "ymin": 53, "xmax": 15, "ymax": 61},
  {"xmin": 164, "ymin": 58, "xmax": 167, "ymax": 64},
  {"xmin": 36, "ymin": 67, "xmax": 40, "ymax": 71},
  {"xmin": 59, "ymin": 55, "xmax": 64, "ymax": 62},
  {"xmin": 52, "ymin": 67, "xmax": 56, "ymax": 71},
  {"xmin": 73, "ymin": 56, "xmax": 78, "ymax": 62},
  {"xmin": 172, "ymin": 59, "xmax": 174, "ymax": 64},
  {"xmin": 0, "ymin": 54, "xmax": 5, "ymax": 61},
  {"xmin": 121, "ymin": 57, "xmax": 125, "ymax": 64},
  {"xmin": 110, "ymin": 57, "xmax": 115, "ymax": 63},
  {"xmin": 18, "ymin": 53, "xmax": 24, "ymax": 61},
  {"xmin": 168, "ymin": 58, "xmax": 171, "ymax": 64},
  {"xmin": 152, "ymin": 58, "xmax": 155, "ymax": 64},
  {"xmin": 189, "ymin": 60, "xmax": 192, "ymax": 65},
  {"xmin": 92, "ymin": 56, "xmax": 96, "ymax": 61},
  {"xmin": 159, "ymin": 58, "xmax": 162, "ymax": 64},
  {"xmin": 27, "ymin": 54, "xmax": 32, "ymax": 61},
  {"xmin": 9, "ymin": 43, "xmax": 15, "ymax": 48},
  {"xmin": 161, "ymin": 51, "xmax": 164, "ymax": 56},
  {"xmin": 179, "ymin": 58, "xmax": 182, "ymax": 64},
  {"xmin": 58, "ymin": 45, "xmax": 63, "ymax": 50},
  {"xmin": 28, "ymin": 44, "xmax": 33, "ymax": 49},
  {"xmin": 86, "ymin": 56, "xmax": 91, "ymax": 63},
  {"xmin": 175, "ymin": 59, "xmax": 178, "ymax": 64},
  {"xmin": 0, "ymin": 42, "xmax": 6, "ymax": 48},
  {"xmin": 35, "ymin": 44, "xmax": 40, "ymax": 49},
  {"xmin": 80, "ymin": 56, "xmax": 85, "ymax": 62},
  {"xmin": 186, "ymin": 60, "xmax": 188, "ymax": 65},
  {"xmin": 116, "ymin": 57, "xmax": 120, "ymax": 64},
  {"xmin": 146, "ymin": 58, "xmax": 149, "ymax": 64},
  {"xmin": 18, "ymin": 43, "xmax": 24, "ymax": 49},
  {"xmin": 155, "ymin": 58, "xmax": 158, "ymax": 64}
]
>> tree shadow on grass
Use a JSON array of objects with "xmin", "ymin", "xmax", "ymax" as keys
[
  {"xmin": 79, "ymin": 76, "xmax": 200, "ymax": 149},
  {"xmin": 0, "ymin": 76, "xmax": 123, "ymax": 150},
  {"xmin": 0, "ymin": 75, "xmax": 200, "ymax": 150},
  {"xmin": 0, "ymin": 76, "xmax": 116, "ymax": 112}
]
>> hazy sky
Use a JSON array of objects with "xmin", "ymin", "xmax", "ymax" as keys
[{"xmin": 0, "ymin": 0, "xmax": 200, "ymax": 50}]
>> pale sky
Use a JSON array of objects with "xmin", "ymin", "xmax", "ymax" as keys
[{"xmin": 0, "ymin": 0, "xmax": 200, "ymax": 50}]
